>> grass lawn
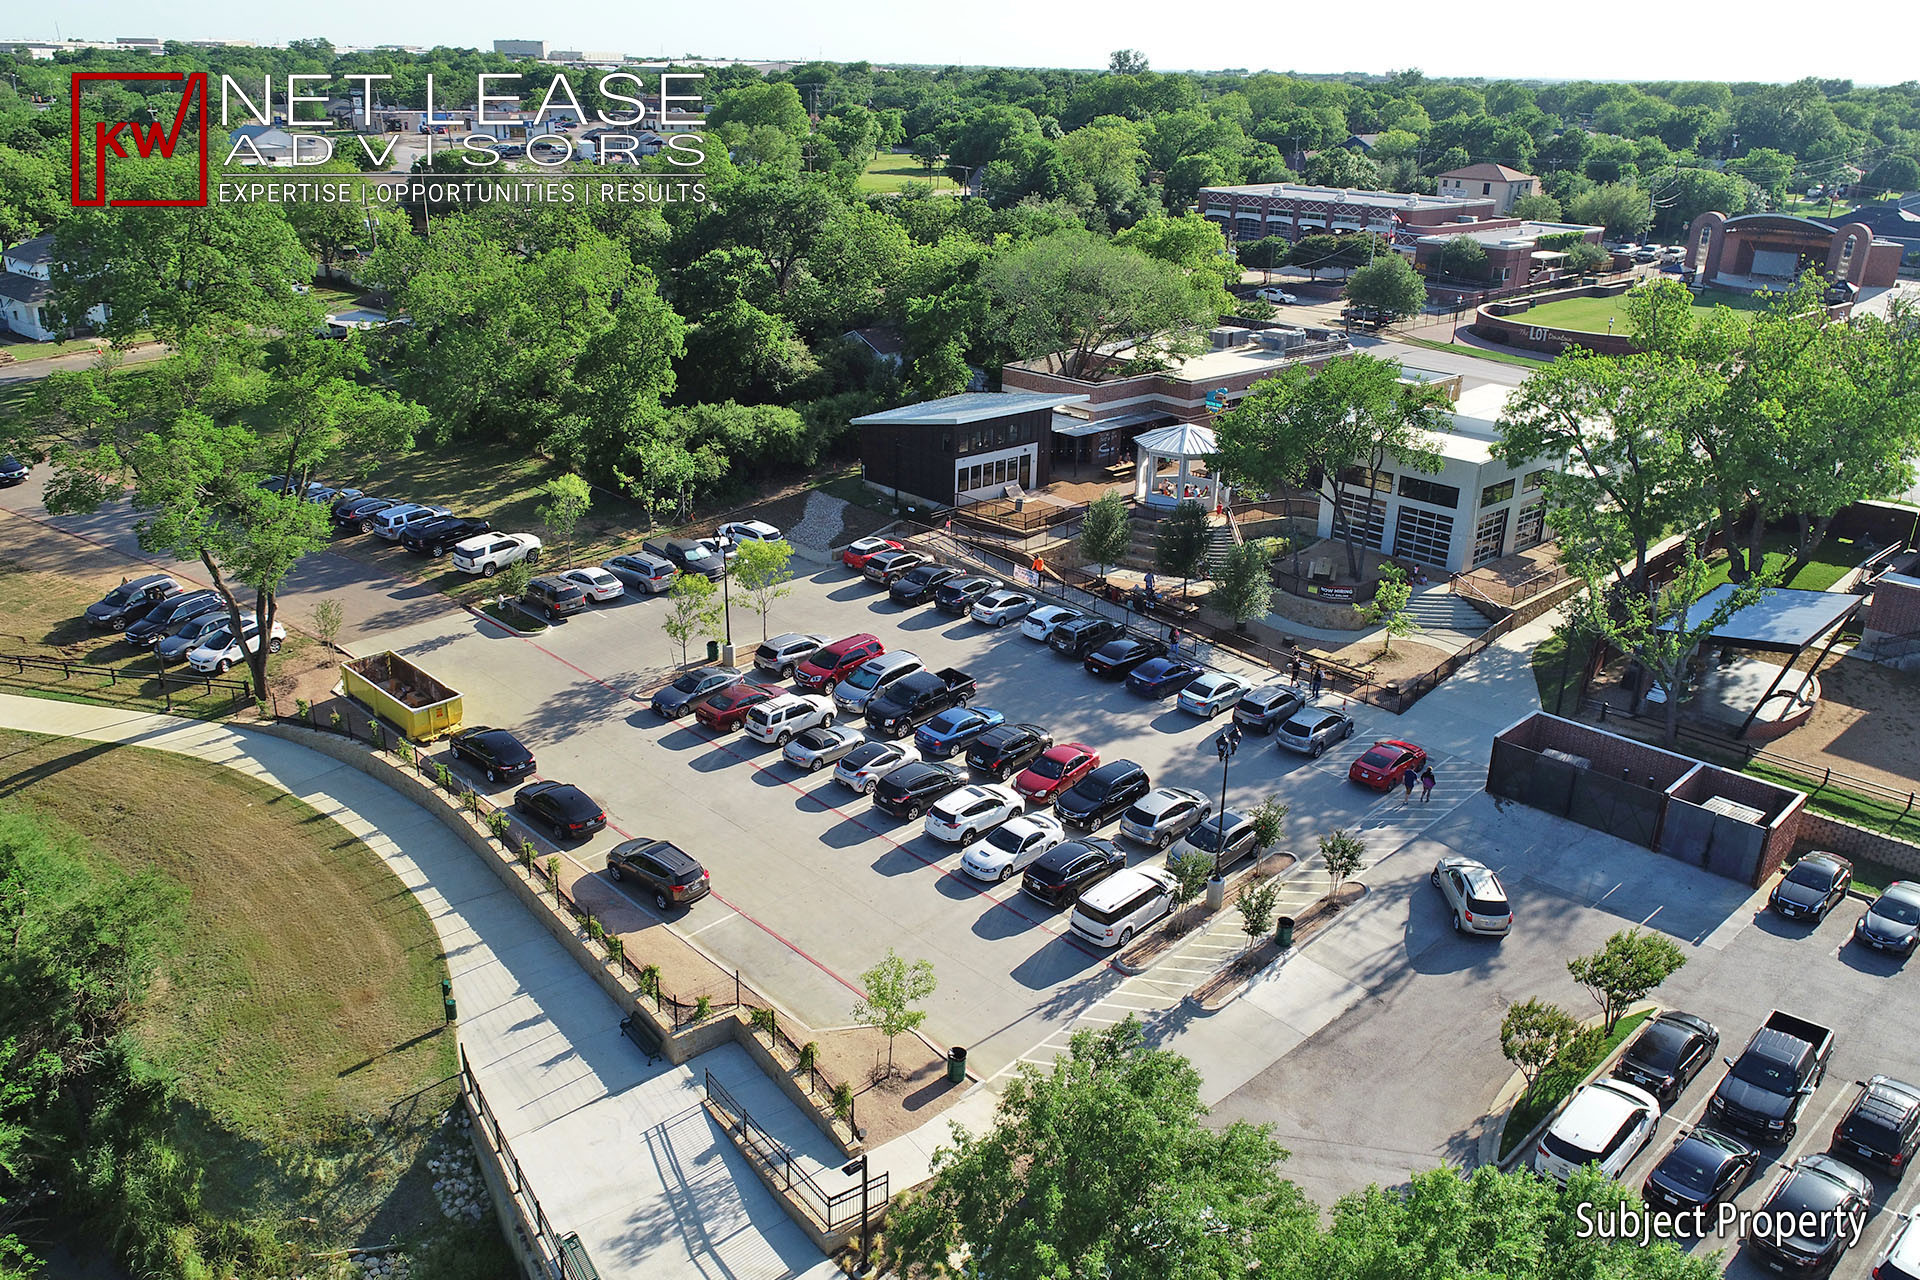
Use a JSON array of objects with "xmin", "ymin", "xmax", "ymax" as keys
[
  {"xmin": 1529, "ymin": 626, "xmax": 1588, "ymax": 716},
  {"xmin": 0, "ymin": 728, "xmax": 501, "ymax": 1265},
  {"xmin": 1522, "ymin": 287, "xmax": 1774, "ymax": 336},
  {"xmin": 1698, "ymin": 532, "xmax": 1866, "ymax": 594},
  {"xmin": 857, "ymin": 153, "xmax": 958, "ymax": 194},
  {"xmin": 1500, "ymin": 1009, "xmax": 1651, "ymax": 1159},
  {"xmin": 1392, "ymin": 332, "xmax": 1548, "ymax": 370}
]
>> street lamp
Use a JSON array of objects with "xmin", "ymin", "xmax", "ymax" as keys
[
  {"xmin": 1212, "ymin": 724, "xmax": 1241, "ymax": 880},
  {"xmin": 841, "ymin": 1156, "xmax": 873, "ymax": 1275}
]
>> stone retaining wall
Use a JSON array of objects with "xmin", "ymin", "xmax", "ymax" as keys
[{"xmin": 1795, "ymin": 811, "xmax": 1920, "ymax": 878}]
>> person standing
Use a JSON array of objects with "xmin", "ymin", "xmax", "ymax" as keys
[
  {"xmin": 1290, "ymin": 653, "xmax": 1301, "ymax": 684},
  {"xmin": 1311, "ymin": 664, "xmax": 1324, "ymax": 698},
  {"xmin": 1419, "ymin": 765, "xmax": 1435, "ymax": 803}
]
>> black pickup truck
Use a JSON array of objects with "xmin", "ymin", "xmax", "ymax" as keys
[
  {"xmin": 1705, "ymin": 1010, "xmax": 1835, "ymax": 1142},
  {"xmin": 866, "ymin": 668, "xmax": 976, "ymax": 738}
]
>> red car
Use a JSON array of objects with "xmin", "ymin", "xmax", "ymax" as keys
[
  {"xmin": 1349, "ymin": 739, "xmax": 1427, "ymax": 791},
  {"xmin": 1014, "ymin": 743, "xmax": 1099, "ymax": 805},
  {"xmin": 695, "ymin": 683, "xmax": 775, "ymax": 732},
  {"xmin": 794, "ymin": 633, "xmax": 884, "ymax": 693},
  {"xmin": 841, "ymin": 536, "xmax": 904, "ymax": 570}
]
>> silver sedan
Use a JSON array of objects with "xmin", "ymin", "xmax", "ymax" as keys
[{"xmin": 782, "ymin": 725, "xmax": 867, "ymax": 772}]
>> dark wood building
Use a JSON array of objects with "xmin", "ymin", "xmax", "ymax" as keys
[{"xmin": 854, "ymin": 391, "xmax": 1089, "ymax": 510}]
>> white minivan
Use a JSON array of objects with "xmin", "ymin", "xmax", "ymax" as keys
[
  {"xmin": 743, "ymin": 693, "xmax": 834, "ymax": 746},
  {"xmin": 373, "ymin": 502, "xmax": 451, "ymax": 540},
  {"xmin": 1069, "ymin": 866, "xmax": 1175, "ymax": 949},
  {"xmin": 832, "ymin": 651, "xmax": 923, "ymax": 716}
]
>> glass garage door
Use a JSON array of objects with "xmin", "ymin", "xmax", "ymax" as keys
[
  {"xmin": 1393, "ymin": 506, "xmax": 1455, "ymax": 567},
  {"xmin": 1471, "ymin": 507, "xmax": 1510, "ymax": 567},
  {"xmin": 1336, "ymin": 491, "xmax": 1387, "ymax": 551}
]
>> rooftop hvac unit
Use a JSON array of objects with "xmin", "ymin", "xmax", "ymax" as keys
[
  {"xmin": 1255, "ymin": 327, "xmax": 1305, "ymax": 350},
  {"xmin": 1209, "ymin": 326, "xmax": 1252, "ymax": 349}
]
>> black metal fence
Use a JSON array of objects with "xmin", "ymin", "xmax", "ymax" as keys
[
  {"xmin": 461, "ymin": 1047, "xmax": 581, "ymax": 1279},
  {"xmin": 704, "ymin": 1070, "xmax": 886, "ymax": 1233},
  {"xmin": 0, "ymin": 649, "xmax": 255, "ymax": 713}
]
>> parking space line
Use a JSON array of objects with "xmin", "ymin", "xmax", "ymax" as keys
[{"xmin": 684, "ymin": 911, "xmax": 740, "ymax": 936}]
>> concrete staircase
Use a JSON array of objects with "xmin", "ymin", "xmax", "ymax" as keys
[
  {"xmin": 1205, "ymin": 523, "xmax": 1237, "ymax": 574},
  {"xmin": 1402, "ymin": 587, "xmax": 1494, "ymax": 638}
]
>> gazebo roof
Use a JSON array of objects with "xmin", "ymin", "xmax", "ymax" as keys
[{"xmin": 1135, "ymin": 420, "xmax": 1217, "ymax": 459}]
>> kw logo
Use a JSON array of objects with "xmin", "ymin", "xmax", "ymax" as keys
[{"xmin": 70, "ymin": 71, "xmax": 209, "ymax": 207}]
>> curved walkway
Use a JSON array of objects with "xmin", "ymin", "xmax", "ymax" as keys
[{"xmin": 0, "ymin": 694, "xmax": 838, "ymax": 1280}]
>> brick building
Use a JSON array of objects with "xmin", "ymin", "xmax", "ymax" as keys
[
  {"xmin": 1197, "ymin": 183, "xmax": 1499, "ymax": 249},
  {"xmin": 1435, "ymin": 163, "xmax": 1539, "ymax": 215},
  {"xmin": 1683, "ymin": 211, "xmax": 1904, "ymax": 293},
  {"xmin": 1411, "ymin": 219, "xmax": 1606, "ymax": 289}
]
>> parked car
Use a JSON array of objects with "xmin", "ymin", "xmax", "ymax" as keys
[
  {"xmin": 372, "ymin": 502, "xmax": 452, "ymax": 540},
  {"xmin": 1125, "ymin": 656, "xmax": 1202, "ymax": 697},
  {"xmin": 650, "ymin": 666, "xmax": 742, "ymax": 718},
  {"xmin": 187, "ymin": 618, "xmax": 286, "ymax": 673},
  {"xmin": 1641, "ymin": 1127, "xmax": 1758, "ymax": 1215},
  {"xmin": 1745, "ymin": 1154, "xmax": 1872, "ymax": 1276},
  {"xmin": 1118, "ymin": 786, "xmax": 1212, "ymax": 849},
  {"xmin": 1022, "ymin": 604, "xmax": 1084, "ymax": 642},
  {"xmin": 716, "ymin": 519, "xmax": 783, "ymax": 546},
  {"xmin": 451, "ymin": 532, "xmax": 543, "ymax": 577},
  {"xmin": 1832, "ymin": 1076, "xmax": 1920, "ymax": 1178},
  {"xmin": 1235, "ymin": 683, "xmax": 1306, "ymax": 733},
  {"xmin": 1170, "ymin": 810, "xmax": 1260, "ymax": 875},
  {"xmin": 402, "ymin": 515, "xmax": 492, "ymax": 557},
  {"xmin": 1349, "ymin": 739, "xmax": 1427, "ymax": 790},
  {"xmin": 932, "ymin": 575, "xmax": 997, "ymax": 615},
  {"xmin": 605, "ymin": 837, "xmax": 710, "ymax": 911},
  {"xmin": 867, "ymin": 668, "xmax": 976, "ymax": 738},
  {"xmin": 890, "ymin": 563, "xmax": 963, "ymax": 606},
  {"xmin": 1069, "ymin": 866, "xmax": 1176, "ymax": 948},
  {"xmin": 642, "ymin": 537, "xmax": 725, "ymax": 580},
  {"xmin": 832, "ymin": 651, "xmax": 921, "ymax": 715},
  {"xmin": 743, "ymin": 693, "xmax": 835, "ymax": 746},
  {"xmin": 862, "ymin": 548, "xmax": 928, "ymax": 585},
  {"xmin": 449, "ymin": 726, "xmax": 537, "ymax": 784},
  {"xmin": 1874, "ymin": 1210, "xmax": 1920, "ymax": 1280},
  {"xmin": 1049, "ymin": 616, "xmax": 1125, "ymax": 658},
  {"xmin": 603, "ymin": 552, "xmax": 677, "ymax": 594},
  {"xmin": 157, "ymin": 610, "xmax": 250, "ymax": 665},
  {"xmin": 753, "ymin": 632, "xmax": 829, "ymax": 680},
  {"xmin": 0, "ymin": 455, "xmax": 29, "ymax": 486},
  {"xmin": 1086, "ymin": 635, "xmax": 1168, "ymax": 679},
  {"xmin": 1854, "ymin": 881, "xmax": 1920, "ymax": 955},
  {"xmin": 1015, "ymin": 743, "xmax": 1100, "ymax": 805},
  {"xmin": 971, "ymin": 590, "xmax": 1036, "ymax": 627},
  {"xmin": 1770, "ymin": 851, "xmax": 1854, "ymax": 922},
  {"xmin": 1022, "ymin": 837, "xmax": 1127, "ymax": 909},
  {"xmin": 560, "ymin": 567, "xmax": 625, "ymax": 602},
  {"xmin": 782, "ymin": 724, "xmax": 866, "ymax": 772},
  {"xmin": 514, "ymin": 780, "xmax": 607, "ymax": 840},
  {"xmin": 1707, "ymin": 1010, "xmax": 1835, "ymax": 1143},
  {"xmin": 1635, "ymin": 244, "xmax": 1662, "ymax": 262},
  {"xmin": 1532, "ymin": 1078, "xmax": 1661, "ymax": 1186},
  {"xmin": 834, "ymin": 740, "xmax": 920, "ymax": 794},
  {"xmin": 1056, "ymin": 760, "xmax": 1151, "ymax": 831},
  {"xmin": 694, "ymin": 683, "xmax": 776, "ymax": 733},
  {"xmin": 1615, "ymin": 1011, "xmax": 1719, "ymax": 1104},
  {"xmin": 925, "ymin": 783, "xmax": 1024, "ymax": 843},
  {"xmin": 86, "ymin": 573, "xmax": 182, "ymax": 630},
  {"xmin": 1256, "ymin": 287, "xmax": 1298, "ymax": 304},
  {"xmin": 916, "ymin": 706, "xmax": 1006, "ymax": 759},
  {"xmin": 961, "ymin": 813, "xmax": 1067, "ymax": 883},
  {"xmin": 523, "ymin": 575, "xmax": 589, "ymax": 620},
  {"xmin": 795, "ymin": 633, "xmax": 885, "ymax": 694},
  {"xmin": 872, "ymin": 761, "xmax": 966, "ymax": 820},
  {"xmin": 124, "ymin": 589, "xmax": 221, "ymax": 647},
  {"xmin": 967, "ymin": 723, "xmax": 1052, "ymax": 780},
  {"xmin": 1177, "ymin": 672, "xmax": 1250, "ymax": 719},
  {"xmin": 1275, "ymin": 707, "xmax": 1357, "ymax": 757},
  {"xmin": 334, "ymin": 494, "xmax": 399, "ymax": 531},
  {"xmin": 841, "ymin": 536, "xmax": 902, "ymax": 570},
  {"xmin": 1430, "ymin": 855, "xmax": 1511, "ymax": 936}
]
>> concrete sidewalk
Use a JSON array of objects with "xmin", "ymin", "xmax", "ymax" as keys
[{"xmin": 0, "ymin": 694, "xmax": 837, "ymax": 1280}]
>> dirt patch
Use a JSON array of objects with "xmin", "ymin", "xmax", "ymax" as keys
[
  {"xmin": 1770, "ymin": 656, "xmax": 1920, "ymax": 798},
  {"xmin": 1313, "ymin": 637, "xmax": 1455, "ymax": 684}
]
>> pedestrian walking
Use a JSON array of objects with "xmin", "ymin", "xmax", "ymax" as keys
[
  {"xmin": 1419, "ymin": 766, "xmax": 1435, "ymax": 803},
  {"xmin": 1311, "ymin": 664, "xmax": 1324, "ymax": 697},
  {"xmin": 1290, "ymin": 653, "xmax": 1301, "ymax": 684},
  {"xmin": 1402, "ymin": 769, "xmax": 1417, "ymax": 801}
]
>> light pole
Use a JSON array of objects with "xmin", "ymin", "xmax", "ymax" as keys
[
  {"xmin": 841, "ymin": 1156, "xmax": 872, "ymax": 1275},
  {"xmin": 1213, "ymin": 726, "xmax": 1240, "ymax": 876}
]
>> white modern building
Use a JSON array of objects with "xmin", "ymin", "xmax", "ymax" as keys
[{"xmin": 0, "ymin": 236, "xmax": 106, "ymax": 342}]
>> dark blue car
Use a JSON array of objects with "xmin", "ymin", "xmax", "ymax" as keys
[
  {"xmin": 915, "ymin": 706, "xmax": 1006, "ymax": 758},
  {"xmin": 1126, "ymin": 657, "xmax": 1203, "ymax": 698}
]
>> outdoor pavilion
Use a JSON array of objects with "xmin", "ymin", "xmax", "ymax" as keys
[
  {"xmin": 1660, "ymin": 585, "xmax": 1864, "ymax": 737},
  {"xmin": 1133, "ymin": 420, "xmax": 1231, "ymax": 511}
]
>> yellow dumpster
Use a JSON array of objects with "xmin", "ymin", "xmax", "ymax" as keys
[{"xmin": 342, "ymin": 651, "xmax": 463, "ymax": 741}]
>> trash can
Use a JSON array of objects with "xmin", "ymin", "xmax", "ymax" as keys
[
  {"xmin": 1275, "ymin": 916, "xmax": 1295, "ymax": 950},
  {"xmin": 706, "ymin": 639, "xmax": 721, "ymax": 662},
  {"xmin": 946, "ymin": 1046, "xmax": 967, "ymax": 1084}
]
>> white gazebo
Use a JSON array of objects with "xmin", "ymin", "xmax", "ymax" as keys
[{"xmin": 1133, "ymin": 420, "xmax": 1230, "ymax": 511}]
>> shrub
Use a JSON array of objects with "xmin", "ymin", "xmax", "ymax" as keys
[
  {"xmin": 750, "ymin": 1006, "xmax": 777, "ymax": 1039},
  {"xmin": 832, "ymin": 1082, "xmax": 854, "ymax": 1121},
  {"xmin": 432, "ymin": 762, "xmax": 455, "ymax": 789},
  {"xmin": 545, "ymin": 855, "xmax": 558, "ymax": 889},
  {"xmin": 518, "ymin": 840, "xmax": 536, "ymax": 869},
  {"xmin": 605, "ymin": 935, "xmax": 623, "ymax": 965},
  {"xmin": 295, "ymin": 697, "xmax": 310, "ymax": 719},
  {"xmin": 798, "ymin": 1041, "xmax": 819, "ymax": 1074},
  {"xmin": 693, "ymin": 995, "xmax": 712, "ymax": 1023},
  {"xmin": 329, "ymin": 709, "xmax": 343, "ymax": 729},
  {"xmin": 395, "ymin": 739, "xmax": 414, "ymax": 764},
  {"xmin": 370, "ymin": 723, "xmax": 386, "ymax": 751},
  {"xmin": 461, "ymin": 790, "xmax": 483, "ymax": 814},
  {"xmin": 486, "ymin": 810, "xmax": 511, "ymax": 838},
  {"xmin": 638, "ymin": 964, "xmax": 661, "ymax": 998},
  {"xmin": 586, "ymin": 916, "xmax": 604, "ymax": 943}
]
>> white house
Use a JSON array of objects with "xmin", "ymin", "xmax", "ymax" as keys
[
  {"xmin": 227, "ymin": 124, "xmax": 297, "ymax": 165},
  {"xmin": 0, "ymin": 236, "xmax": 107, "ymax": 342},
  {"xmin": 1315, "ymin": 377, "xmax": 1560, "ymax": 574}
]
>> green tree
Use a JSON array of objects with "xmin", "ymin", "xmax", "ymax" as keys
[
  {"xmin": 707, "ymin": 81, "xmax": 811, "ymax": 138},
  {"xmin": 1114, "ymin": 213, "xmax": 1238, "ymax": 316},
  {"xmin": 1303, "ymin": 147, "xmax": 1381, "ymax": 190},
  {"xmin": 910, "ymin": 133, "xmax": 944, "ymax": 179},
  {"xmin": 1866, "ymin": 154, "xmax": 1920, "ymax": 194},
  {"xmin": 1511, "ymin": 192, "xmax": 1565, "ymax": 221},
  {"xmin": 1166, "ymin": 846, "xmax": 1217, "ymax": 922},
  {"xmin": 1318, "ymin": 829, "xmax": 1365, "ymax": 893},
  {"xmin": 732, "ymin": 537, "xmax": 795, "ymax": 641},
  {"xmin": 1212, "ymin": 540, "xmax": 1274, "ymax": 632},
  {"xmin": 1354, "ymin": 566, "xmax": 1419, "ymax": 653},
  {"xmin": 497, "ymin": 556, "xmax": 536, "ymax": 605},
  {"xmin": 1235, "ymin": 880, "xmax": 1280, "ymax": 953},
  {"xmin": 1727, "ymin": 147, "xmax": 1795, "ymax": 204},
  {"xmin": 1567, "ymin": 182, "xmax": 1655, "ymax": 239},
  {"xmin": 661, "ymin": 571, "xmax": 721, "ymax": 665},
  {"xmin": 1435, "ymin": 235, "xmax": 1489, "ymax": 281},
  {"xmin": 851, "ymin": 948, "xmax": 936, "ymax": 1076},
  {"xmin": 1566, "ymin": 928, "xmax": 1689, "ymax": 1035},
  {"xmin": 1079, "ymin": 489, "xmax": 1133, "ymax": 577},
  {"xmin": 890, "ymin": 1017, "xmax": 1317, "ymax": 1280},
  {"xmin": 536, "ymin": 473, "xmax": 593, "ymax": 566},
  {"xmin": 1287, "ymin": 233, "xmax": 1346, "ymax": 281},
  {"xmin": 1154, "ymin": 499, "xmax": 1213, "ymax": 596},
  {"xmin": 1500, "ymin": 998, "xmax": 1582, "ymax": 1099},
  {"xmin": 1247, "ymin": 796, "xmax": 1289, "ymax": 855},
  {"xmin": 1109, "ymin": 48, "xmax": 1150, "ymax": 75},
  {"xmin": 1343, "ymin": 255, "xmax": 1426, "ymax": 319},
  {"xmin": 1562, "ymin": 240, "xmax": 1612, "ymax": 275},
  {"xmin": 1237, "ymin": 235, "xmax": 1288, "ymax": 283}
]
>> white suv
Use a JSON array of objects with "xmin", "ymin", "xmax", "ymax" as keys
[
  {"xmin": 187, "ymin": 618, "xmax": 287, "ymax": 673},
  {"xmin": 1533, "ymin": 1079, "xmax": 1661, "ymax": 1186},
  {"xmin": 452, "ymin": 533, "xmax": 543, "ymax": 577},
  {"xmin": 742, "ymin": 693, "xmax": 834, "ymax": 746}
]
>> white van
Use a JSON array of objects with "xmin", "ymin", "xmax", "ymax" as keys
[
  {"xmin": 833, "ymin": 651, "xmax": 923, "ymax": 716},
  {"xmin": 1069, "ymin": 867, "xmax": 1175, "ymax": 949},
  {"xmin": 373, "ymin": 502, "xmax": 451, "ymax": 540},
  {"xmin": 743, "ymin": 693, "xmax": 834, "ymax": 746}
]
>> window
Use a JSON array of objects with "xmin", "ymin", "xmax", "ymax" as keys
[
  {"xmin": 1482, "ymin": 182, "xmax": 1491, "ymax": 195},
  {"xmin": 1397, "ymin": 475, "xmax": 1461, "ymax": 509},
  {"xmin": 1393, "ymin": 506, "xmax": 1455, "ymax": 567},
  {"xmin": 940, "ymin": 430, "xmax": 953, "ymax": 453},
  {"xmin": 1522, "ymin": 468, "xmax": 1549, "ymax": 492},
  {"xmin": 1337, "ymin": 490, "xmax": 1388, "ymax": 551},
  {"xmin": 1480, "ymin": 479, "xmax": 1515, "ymax": 507},
  {"xmin": 1342, "ymin": 465, "xmax": 1394, "ymax": 493},
  {"xmin": 1471, "ymin": 507, "xmax": 1509, "ymax": 566},
  {"xmin": 1514, "ymin": 500, "xmax": 1546, "ymax": 550}
]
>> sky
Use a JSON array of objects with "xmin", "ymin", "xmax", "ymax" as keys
[{"xmin": 24, "ymin": 0, "xmax": 1920, "ymax": 86}]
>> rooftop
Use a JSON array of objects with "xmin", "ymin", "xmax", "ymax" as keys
[
  {"xmin": 1439, "ymin": 163, "xmax": 1535, "ymax": 183},
  {"xmin": 1419, "ymin": 381, "xmax": 1516, "ymax": 464},
  {"xmin": 1415, "ymin": 220, "xmax": 1600, "ymax": 248},
  {"xmin": 1200, "ymin": 183, "xmax": 1491, "ymax": 212},
  {"xmin": 852, "ymin": 390, "xmax": 1089, "ymax": 427},
  {"xmin": 4, "ymin": 234, "xmax": 54, "ymax": 268}
]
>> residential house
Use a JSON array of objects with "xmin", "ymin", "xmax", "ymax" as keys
[
  {"xmin": 1, "ymin": 236, "xmax": 107, "ymax": 342},
  {"xmin": 1435, "ymin": 164, "xmax": 1539, "ymax": 215},
  {"xmin": 843, "ymin": 327, "xmax": 904, "ymax": 369},
  {"xmin": 227, "ymin": 124, "xmax": 296, "ymax": 165}
]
